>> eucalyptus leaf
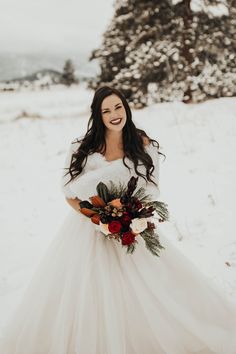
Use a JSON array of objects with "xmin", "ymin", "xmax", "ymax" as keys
[
  {"xmin": 96, "ymin": 182, "xmax": 110, "ymax": 203},
  {"xmin": 79, "ymin": 200, "xmax": 94, "ymax": 209}
]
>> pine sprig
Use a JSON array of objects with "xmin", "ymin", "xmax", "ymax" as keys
[
  {"xmin": 133, "ymin": 187, "xmax": 147, "ymax": 200},
  {"xmin": 139, "ymin": 194, "xmax": 153, "ymax": 203},
  {"xmin": 145, "ymin": 201, "xmax": 169, "ymax": 221},
  {"xmin": 133, "ymin": 188, "xmax": 155, "ymax": 205},
  {"xmin": 140, "ymin": 229, "xmax": 165, "ymax": 257},
  {"xmin": 126, "ymin": 241, "xmax": 137, "ymax": 254},
  {"xmin": 108, "ymin": 180, "xmax": 127, "ymax": 200}
]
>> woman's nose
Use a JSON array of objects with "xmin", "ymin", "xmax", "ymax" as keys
[{"xmin": 111, "ymin": 110, "xmax": 120, "ymax": 119}]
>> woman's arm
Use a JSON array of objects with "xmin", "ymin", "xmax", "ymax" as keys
[
  {"xmin": 144, "ymin": 141, "xmax": 161, "ymax": 199},
  {"xmin": 65, "ymin": 197, "xmax": 82, "ymax": 213},
  {"xmin": 61, "ymin": 138, "xmax": 85, "ymax": 204}
]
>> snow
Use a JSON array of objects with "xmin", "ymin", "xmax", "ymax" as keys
[
  {"xmin": 172, "ymin": 0, "xmax": 229, "ymax": 17},
  {"xmin": 0, "ymin": 84, "xmax": 236, "ymax": 331},
  {"xmin": 190, "ymin": 0, "xmax": 229, "ymax": 16}
]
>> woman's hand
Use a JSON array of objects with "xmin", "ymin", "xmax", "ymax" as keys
[{"xmin": 65, "ymin": 197, "xmax": 82, "ymax": 213}]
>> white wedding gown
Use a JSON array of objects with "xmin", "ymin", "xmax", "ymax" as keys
[{"xmin": 1, "ymin": 139, "xmax": 236, "ymax": 354}]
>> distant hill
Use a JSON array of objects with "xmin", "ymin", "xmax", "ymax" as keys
[
  {"xmin": 0, "ymin": 52, "xmax": 100, "ymax": 85},
  {"xmin": 7, "ymin": 69, "xmax": 62, "ymax": 84},
  {"xmin": 0, "ymin": 68, "xmax": 64, "ymax": 91}
]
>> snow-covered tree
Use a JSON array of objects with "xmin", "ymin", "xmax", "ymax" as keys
[
  {"xmin": 61, "ymin": 59, "xmax": 78, "ymax": 86},
  {"xmin": 88, "ymin": 0, "xmax": 236, "ymax": 108}
]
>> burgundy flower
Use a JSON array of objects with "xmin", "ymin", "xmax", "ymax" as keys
[
  {"xmin": 135, "ymin": 201, "xmax": 142, "ymax": 210},
  {"xmin": 126, "ymin": 202, "xmax": 132, "ymax": 210},
  {"xmin": 108, "ymin": 220, "xmax": 122, "ymax": 234},
  {"xmin": 122, "ymin": 231, "xmax": 135, "ymax": 246},
  {"xmin": 121, "ymin": 213, "xmax": 132, "ymax": 226}
]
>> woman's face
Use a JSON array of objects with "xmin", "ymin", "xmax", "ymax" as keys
[{"xmin": 100, "ymin": 94, "xmax": 127, "ymax": 132}]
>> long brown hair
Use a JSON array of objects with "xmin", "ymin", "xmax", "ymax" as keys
[{"xmin": 64, "ymin": 86, "xmax": 165, "ymax": 187}]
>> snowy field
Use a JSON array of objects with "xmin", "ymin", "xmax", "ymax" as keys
[{"xmin": 0, "ymin": 83, "xmax": 236, "ymax": 331}]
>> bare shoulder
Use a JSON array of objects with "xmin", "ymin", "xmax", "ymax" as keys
[
  {"xmin": 141, "ymin": 135, "xmax": 151, "ymax": 146},
  {"xmin": 142, "ymin": 138, "xmax": 160, "ymax": 164},
  {"xmin": 142, "ymin": 136, "xmax": 157, "ymax": 150}
]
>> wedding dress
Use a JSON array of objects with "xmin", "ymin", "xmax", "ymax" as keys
[{"xmin": 0, "ymin": 137, "xmax": 236, "ymax": 354}]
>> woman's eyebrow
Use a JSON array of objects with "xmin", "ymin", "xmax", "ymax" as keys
[{"xmin": 102, "ymin": 103, "xmax": 122, "ymax": 111}]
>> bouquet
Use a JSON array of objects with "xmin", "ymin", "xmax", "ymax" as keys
[{"xmin": 79, "ymin": 176, "xmax": 169, "ymax": 256}]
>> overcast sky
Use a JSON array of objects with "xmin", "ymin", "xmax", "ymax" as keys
[{"xmin": 0, "ymin": 0, "xmax": 114, "ymax": 55}]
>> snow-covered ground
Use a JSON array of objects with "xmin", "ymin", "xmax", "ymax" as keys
[{"xmin": 0, "ymin": 83, "xmax": 236, "ymax": 331}]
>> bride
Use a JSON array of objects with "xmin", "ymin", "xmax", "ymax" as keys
[{"xmin": 1, "ymin": 85, "xmax": 236, "ymax": 354}]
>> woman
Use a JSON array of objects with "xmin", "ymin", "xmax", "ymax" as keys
[{"xmin": 1, "ymin": 86, "xmax": 236, "ymax": 354}]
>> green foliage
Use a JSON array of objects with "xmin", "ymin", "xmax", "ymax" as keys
[
  {"xmin": 133, "ymin": 186, "xmax": 146, "ymax": 200},
  {"xmin": 79, "ymin": 200, "xmax": 94, "ymax": 209},
  {"xmin": 126, "ymin": 241, "xmax": 137, "ymax": 254},
  {"xmin": 107, "ymin": 180, "xmax": 127, "ymax": 200},
  {"xmin": 96, "ymin": 182, "xmax": 110, "ymax": 203},
  {"xmin": 146, "ymin": 200, "xmax": 170, "ymax": 221},
  {"xmin": 141, "ymin": 229, "xmax": 165, "ymax": 257}
]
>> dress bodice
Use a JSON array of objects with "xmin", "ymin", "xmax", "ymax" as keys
[{"xmin": 61, "ymin": 138, "xmax": 160, "ymax": 202}]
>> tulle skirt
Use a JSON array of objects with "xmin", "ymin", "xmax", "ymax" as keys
[{"xmin": 0, "ymin": 209, "xmax": 236, "ymax": 354}]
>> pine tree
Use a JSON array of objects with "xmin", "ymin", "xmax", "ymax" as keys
[
  {"xmin": 88, "ymin": 0, "xmax": 236, "ymax": 108},
  {"xmin": 61, "ymin": 59, "xmax": 78, "ymax": 86}
]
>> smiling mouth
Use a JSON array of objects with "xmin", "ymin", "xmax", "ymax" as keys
[{"xmin": 110, "ymin": 118, "xmax": 122, "ymax": 125}]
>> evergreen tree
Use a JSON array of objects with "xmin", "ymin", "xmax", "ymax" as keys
[
  {"xmin": 88, "ymin": 0, "xmax": 236, "ymax": 108},
  {"xmin": 61, "ymin": 59, "xmax": 78, "ymax": 86}
]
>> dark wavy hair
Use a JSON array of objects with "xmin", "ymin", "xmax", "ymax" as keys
[{"xmin": 64, "ymin": 86, "xmax": 166, "ymax": 188}]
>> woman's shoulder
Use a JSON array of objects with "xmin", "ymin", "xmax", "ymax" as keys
[
  {"xmin": 141, "ymin": 135, "xmax": 150, "ymax": 147},
  {"xmin": 142, "ymin": 137, "xmax": 159, "ymax": 152},
  {"xmin": 142, "ymin": 138, "xmax": 161, "ymax": 168}
]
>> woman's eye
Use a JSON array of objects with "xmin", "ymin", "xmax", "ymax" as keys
[{"xmin": 102, "ymin": 106, "xmax": 122, "ymax": 114}]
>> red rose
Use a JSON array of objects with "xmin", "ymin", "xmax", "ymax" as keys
[
  {"xmin": 121, "ymin": 214, "xmax": 132, "ymax": 226},
  {"xmin": 122, "ymin": 231, "xmax": 135, "ymax": 246},
  {"xmin": 108, "ymin": 220, "xmax": 122, "ymax": 234}
]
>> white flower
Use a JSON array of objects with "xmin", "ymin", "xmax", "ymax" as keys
[
  {"xmin": 98, "ymin": 222, "xmax": 110, "ymax": 235},
  {"xmin": 130, "ymin": 218, "xmax": 148, "ymax": 234}
]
